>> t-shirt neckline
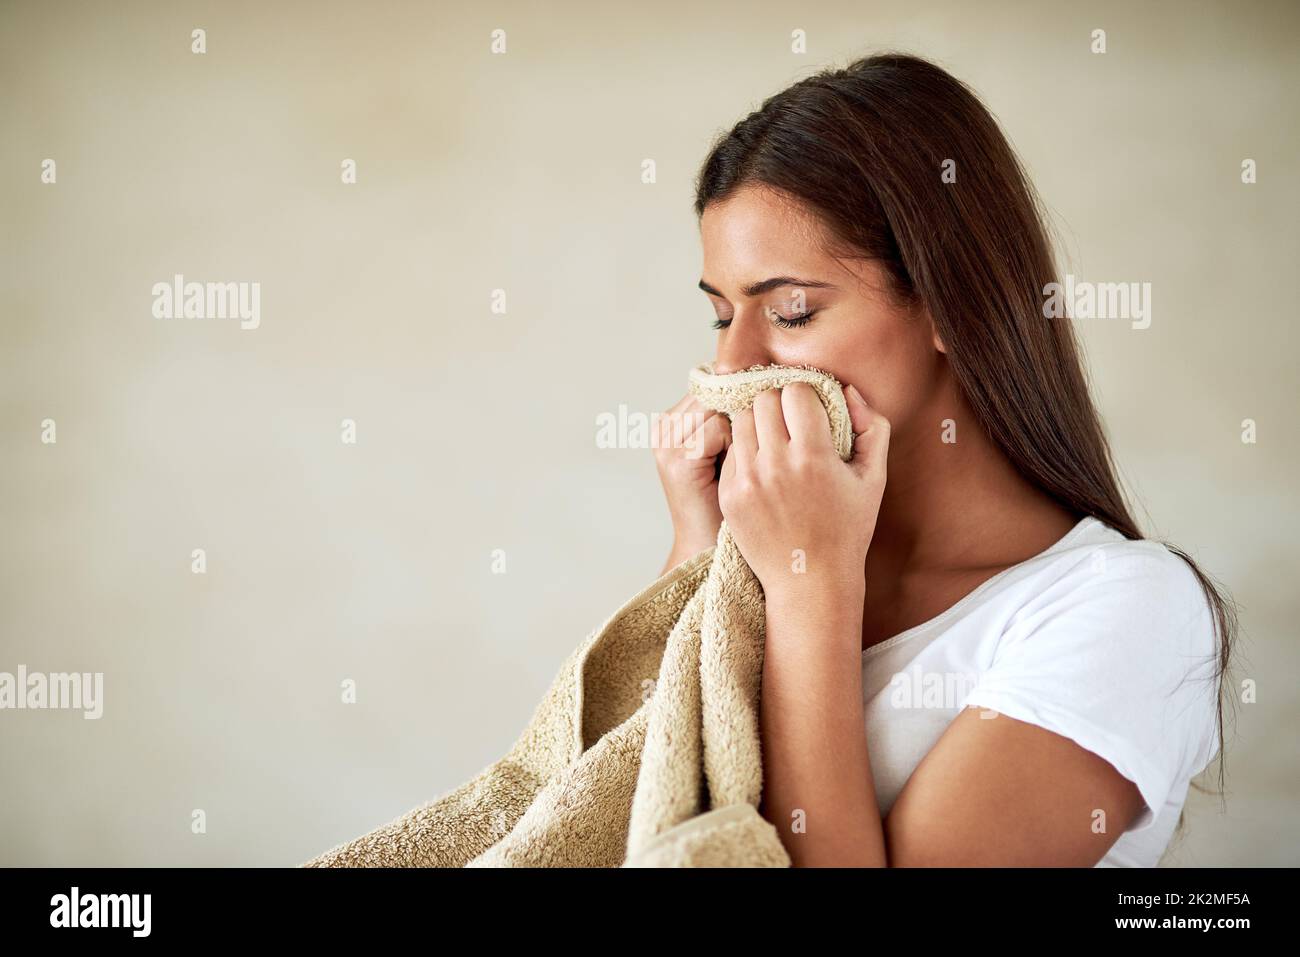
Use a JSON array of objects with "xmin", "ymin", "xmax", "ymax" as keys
[{"xmin": 860, "ymin": 515, "xmax": 1100, "ymax": 660}]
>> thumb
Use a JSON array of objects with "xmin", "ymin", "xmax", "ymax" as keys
[{"xmin": 842, "ymin": 383, "xmax": 890, "ymax": 479}]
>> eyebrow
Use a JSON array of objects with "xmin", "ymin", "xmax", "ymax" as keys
[{"xmin": 698, "ymin": 276, "xmax": 838, "ymax": 298}]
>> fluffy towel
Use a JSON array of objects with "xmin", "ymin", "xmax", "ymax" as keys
[{"xmin": 302, "ymin": 361, "xmax": 855, "ymax": 867}]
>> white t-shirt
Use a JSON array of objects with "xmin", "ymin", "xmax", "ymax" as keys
[{"xmin": 861, "ymin": 515, "xmax": 1221, "ymax": 867}]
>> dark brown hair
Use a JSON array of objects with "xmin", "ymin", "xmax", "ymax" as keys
[{"xmin": 693, "ymin": 52, "xmax": 1237, "ymax": 843}]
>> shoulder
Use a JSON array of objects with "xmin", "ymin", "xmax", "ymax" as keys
[
  {"xmin": 965, "ymin": 520, "xmax": 1224, "ymax": 828},
  {"xmin": 995, "ymin": 523, "xmax": 1217, "ymax": 673},
  {"xmin": 1025, "ymin": 519, "xmax": 1216, "ymax": 646}
]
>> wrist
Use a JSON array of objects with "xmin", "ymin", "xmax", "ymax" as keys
[
  {"xmin": 670, "ymin": 527, "xmax": 720, "ymax": 556},
  {"xmin": 763, "ymin": 575, "xmax": 865, "ymax": 659},
  {"xmin": 762, "ymin": 563, "xmax": 866, "ymax": 607},
  {"xmin": 661, "ymin": 536, "xmax": 715, "ymax": 575}
]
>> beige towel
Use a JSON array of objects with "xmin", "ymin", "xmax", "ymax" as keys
[{"xmin": 302, "ymin": 361, "xmax": 855, "ymax": 867}]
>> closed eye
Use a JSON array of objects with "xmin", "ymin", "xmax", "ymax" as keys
[{"xmin": 712, "ymin": 311, "xmax": 816, "ymax": 331}]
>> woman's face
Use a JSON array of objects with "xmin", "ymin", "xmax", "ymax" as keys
[{"xmin": 699, "ymin": 184, "xmax": 946, "ymax": 439}]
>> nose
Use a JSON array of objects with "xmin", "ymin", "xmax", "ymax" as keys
[{"xmin": 712, "ymin": 315, "xmax": 772, "ymax": 375}]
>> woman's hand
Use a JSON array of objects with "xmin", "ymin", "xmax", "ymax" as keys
[
  {"xmin": 718, "ymin": 382, "xmax": 889, "ymax": 599},
  {"xmin": 653, "ymin": 393, "xmax": 733, "ymax": 572}
]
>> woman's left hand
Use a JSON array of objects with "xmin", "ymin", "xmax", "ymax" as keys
[{"xmin": 718, "ymin": 381, "xmax": 890, "ymax": 599}]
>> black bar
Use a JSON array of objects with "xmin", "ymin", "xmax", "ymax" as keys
[{"xmin": 0, "ymin": 866, "xmax": 1281, "ymax": 942}]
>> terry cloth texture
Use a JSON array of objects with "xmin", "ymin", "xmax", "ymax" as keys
[{"xmin": 302, "ymin": 360, "xmax": 855, "ymax": 868}]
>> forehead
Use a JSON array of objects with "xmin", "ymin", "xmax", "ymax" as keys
[{"xmin": 699, "ymin": 185, "xmax": 834, "ymax": 271}]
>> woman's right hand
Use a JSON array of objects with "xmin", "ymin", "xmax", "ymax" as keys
[{"xmin": 653, "ymin": 393, "xmax": 733, "ymax": 573}]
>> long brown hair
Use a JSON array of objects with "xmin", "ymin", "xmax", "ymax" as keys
[{"xmin": 693, "ymin": 52, "xmax": 1237, "ymax": 841}]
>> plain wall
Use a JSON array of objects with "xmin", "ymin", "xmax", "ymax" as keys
[{"xmin": 1, "ymin": 0, "xmax": 1296, "ymax": 865}]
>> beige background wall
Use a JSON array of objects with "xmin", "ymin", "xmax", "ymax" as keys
[{"xmin": 1, "ymin": 0, "xmax": 1296, "ymax": 865}]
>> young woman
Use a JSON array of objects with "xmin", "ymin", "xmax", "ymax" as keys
[{"xmin": 653, "ymin": 53, "xmax": 1236, "ymax": 867}]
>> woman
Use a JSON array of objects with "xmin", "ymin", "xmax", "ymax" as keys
[{"xmin": 652, "ymin": 53, "xmax": 1235, "ymax": 867}]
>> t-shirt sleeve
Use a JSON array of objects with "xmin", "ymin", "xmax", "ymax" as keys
[{"xmin": 961, "ymin": 542, "xmax": 1222, "ymax": 833}]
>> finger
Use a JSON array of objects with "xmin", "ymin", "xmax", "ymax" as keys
[
  {"xmin": 780, "ymin": 381, "xmax": 833, "ymax": 454},
  {"xmin": 729, "ymin": 406, "xmax": 757, "ymax": 476},
  {"xmin": 842, "ymin": 382, "xmax": 874, "ymax": 438},
  {"xmin": 660, "ymin": 397, "xmax": 717, "ymax": 449},
  {"xmin": 661, "ymin": 392, "xmax": 694, "ymax": 423},
  {"xmin": 719, "ymin": 434, "xmax": 736, "ymax": 486},
  {"xmin": 750, "ymin": 387, "xmax": 789, "ymax": 453},
  {"xmin": 656, "ymin": 393, "xmax": 694, "ymax": 449},
  {"xmin": 843, "ymin": 383, "xmax": 891, "ymax": 477},
  {"xmin": 677, "ymin": 398, "xmax": 718, "ymax": 446},
  {"xmin": 684, "ymin": 409, "xmax": 732, "ymax": 461}
]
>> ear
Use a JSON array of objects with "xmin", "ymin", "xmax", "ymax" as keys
[{"xmin": 927, "ymin": 310, "xmax": 947, "ymax": 354}]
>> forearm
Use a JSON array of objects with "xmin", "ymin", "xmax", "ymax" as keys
[{"xmin": 759, "ymin": 576, "xmax": 888, "ymax": 866}]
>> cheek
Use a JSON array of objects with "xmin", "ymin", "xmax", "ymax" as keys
[{"xmin": 832, "ymin": 319, "xmax": 936, "ymax": 426}]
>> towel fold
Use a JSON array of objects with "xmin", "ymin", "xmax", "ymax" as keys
[{"xmin": 302, "ymin": 361, "xmax": 855, "ymax": 867}]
